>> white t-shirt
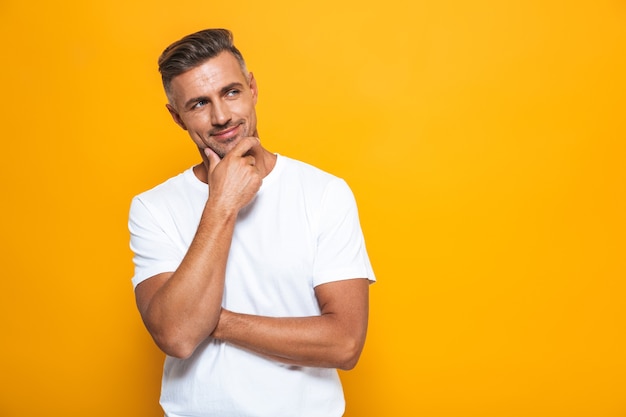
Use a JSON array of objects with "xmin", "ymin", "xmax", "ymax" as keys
[{"xmin": 129, "ymin": 154, "xmax": 375, "ymax": 417}]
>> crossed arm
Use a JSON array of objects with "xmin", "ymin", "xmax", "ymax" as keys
[
  {"xmin": 136, "ymin": 273, "xmax": 369, "ymax": 369},
  {"xmin": 134, "ymin": 138, "xmax": 370, "ymax": 369},
  {"xmin": 211, "ymin": 278, "xmax": 369, "ymax": 370}
]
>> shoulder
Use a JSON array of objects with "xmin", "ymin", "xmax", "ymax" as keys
[
  {"xmin": 132, "ymin": 167, "xmax": 198, "ymax": 206},
  {"xmin": 271, "ymin": 155, "xmax": 356, "ymax": 215},
  {"xmin": 277, "ymin": 155, "xmax": 347, "ymax": 189},
  {"xmin": 278, "ymin": 154, "xmax": 333, "ymax": 177},
  {"xmin": 129, "ymin": 167, "xmax": 206, "ymax": 224}
]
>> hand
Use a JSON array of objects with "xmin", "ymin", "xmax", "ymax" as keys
[{"xmin": 204, "ymin": 137, "xmax": 263, "ymax": 214}]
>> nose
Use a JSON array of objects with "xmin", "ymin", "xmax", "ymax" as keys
[{"xmin": 211, "ymin": 100, "xmax": 232, "ymax": 126}]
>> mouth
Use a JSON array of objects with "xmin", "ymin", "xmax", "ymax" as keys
[{"xmin": 210, "ymin": 123, "xmax": 242, "ymax": 141}]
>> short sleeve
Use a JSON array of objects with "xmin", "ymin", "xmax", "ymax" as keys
[
  {"xmin": 312, "ymin": 179, "xmax": 376, "ymax": 287},
  {"xmin": 128, "ymin": 196, "xmax": 183, "ymax": 288}
]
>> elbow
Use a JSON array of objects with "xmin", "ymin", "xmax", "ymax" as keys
[
  {"xmin": 151, "ymin": 330, "xmax": 201, "ymax": 360},
  {"xmin": 161, "ymin": 342, "xmax": 196, "ymax": 360},
  {"xmin": 143, "ymin": 313, "xmax": 220, "ymax": 360},
  {"xmin": 334, "ymin": 336, "xmax": 365, "ymax": 371}
]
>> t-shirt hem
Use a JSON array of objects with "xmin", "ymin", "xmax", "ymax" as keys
[
  {"xmin": 313, "ymin": 268, "xmax": 376, "ymax": 287},
  {"xmin": 131, "ymin": 264, "xmax": 177, "ymax": 289}
]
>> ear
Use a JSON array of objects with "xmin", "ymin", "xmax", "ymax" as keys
[
  {"xmin": 248, "ymin": 72, "xmax": 258, "ymax": 105},
  {"xmin": 166, "ymin": 104, "xmax": 187, "ymax": 130}
]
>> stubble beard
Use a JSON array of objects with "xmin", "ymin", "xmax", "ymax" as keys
[
  {"xmin": 207, "ymin": 120, "xmax": 253, "ymax": 159},
  {"xmin": 206, "ymin": 143, "xmax": 228, "ymax": 159}
]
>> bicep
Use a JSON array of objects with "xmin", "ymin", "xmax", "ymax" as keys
[
  {"xmin": 134, "ymin": 272, "xmax": 172, "ymax": 319},
  {"xmin": 315, "ymin": 278, "xmax": 370, "ymax": 339}
]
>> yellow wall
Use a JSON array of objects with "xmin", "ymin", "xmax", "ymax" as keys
[{"xmin": 1, "ymin": 1, "xmax": 625, "ymax": 416}]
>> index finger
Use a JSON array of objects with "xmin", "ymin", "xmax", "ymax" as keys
[
  {"xmin": 204, "ymin": 146, "xmax": 222, "ymax": 176},
  {"xmin": 229, "ymin": 136, "xmax": 260, "ymax": 158}
]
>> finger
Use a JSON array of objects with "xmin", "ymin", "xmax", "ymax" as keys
[
  {"xmin": 230, "ymin": 136, "xmax": 261, "ymax": 158},
  {"xmin": 204, "ymin": 146, "xmax": 221, "ymax": 175}
]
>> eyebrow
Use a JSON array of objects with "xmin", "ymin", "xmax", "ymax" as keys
[{"xmin": 183, "ymin": 82, "xmax": 246, "ymax": 109}]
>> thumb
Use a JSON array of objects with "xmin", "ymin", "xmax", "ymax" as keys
[{"xmin": 204, "ymin": 146, "xmax": 221, "ymax": 174}]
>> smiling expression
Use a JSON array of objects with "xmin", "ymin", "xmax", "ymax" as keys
[{"xmin": 166, "ymin": 51, "xmax": 258, "ymax": 158}]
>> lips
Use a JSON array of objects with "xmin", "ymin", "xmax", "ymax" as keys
[{"xmin": 211, "ymin": 124, "xmax": 241, "ymax": 141}]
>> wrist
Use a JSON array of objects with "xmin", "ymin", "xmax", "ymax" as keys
[
  {"xmin": 212, "ymin": 308, "xmax": 230, "ymax": 340},
  {"xmin": 202, "ymin": 198, "xmax": 238, "ymax": 224}
]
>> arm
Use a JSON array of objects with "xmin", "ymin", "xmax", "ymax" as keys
[
  {"xmin": 134, "ymin": 137, "xmax": 262, "ymax": 359},
  {"xmin": 211, "ymin": 277, "xmax": 370, "ymax": 370}
]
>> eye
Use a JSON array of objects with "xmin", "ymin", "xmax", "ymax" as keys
[
  {"xmin": 193, "ymin": 100, "xmax": 208, "ymax": 109},
  {"xmin": 226, "ymin": 89, "xmax": 240, "ymax": 98}
]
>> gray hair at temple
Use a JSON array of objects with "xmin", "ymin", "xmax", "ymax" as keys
[{"xmin": 158, "ymin": 28, "xmax": 248, "ymax": 104}]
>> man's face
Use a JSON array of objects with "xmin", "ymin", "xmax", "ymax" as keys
[{"xmin": 166, "ymin": 51, "xmax": 258, "ymax": 158}]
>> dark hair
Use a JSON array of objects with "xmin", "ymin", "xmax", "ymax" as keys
[{"xmin": 158, "ymin": 28, "xmax": 247, "ymax": 101}]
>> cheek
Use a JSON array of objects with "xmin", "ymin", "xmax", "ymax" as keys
[
  {"xmin": 188, "ymin": 134, "xmax": 207, "ymax": 149},
  {"xmin": 232, "ymin": 98, "xmax": 255, "ymax": 117},
  {"xmin": 184, "ymin": 113, "xmax": 210, "ymax": 130},
  {"xmin": 181, "ymin": 117, "xmax": 210, "ymax": 144}
]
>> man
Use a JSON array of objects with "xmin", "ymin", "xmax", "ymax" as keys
[{"xmin": 129, "ymin": 28, "xmax": 375, "ymax": 417}]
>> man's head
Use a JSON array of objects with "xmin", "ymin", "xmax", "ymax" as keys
[
  {"xmin": 158, "ymin": 29, "xmax": 247, "ymax": 105},
  {"xmin": 159, "ymin": 29, "xmax": 259, "ymax": 159}
]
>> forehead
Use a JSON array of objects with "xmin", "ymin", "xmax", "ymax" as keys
[{"xmin": 169, "ymin": 51, "xmax": 247, "ymax": 101}]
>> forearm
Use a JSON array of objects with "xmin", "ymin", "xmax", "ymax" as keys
[
  {"xmin": 213, "ymin": 311, "xmax": 361, "ymax": 369},
  {"xmin": 212, "ymin": 277, "xmax": 369, "ymax": 371},
  {"xmin": 140, "ymin": 202, "xmax": 237, "ymax": 358}
]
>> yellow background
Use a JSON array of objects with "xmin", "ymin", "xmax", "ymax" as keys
[{"xmin": 1, "ymin": 1, "xmax": 625, "ymax": 416}]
